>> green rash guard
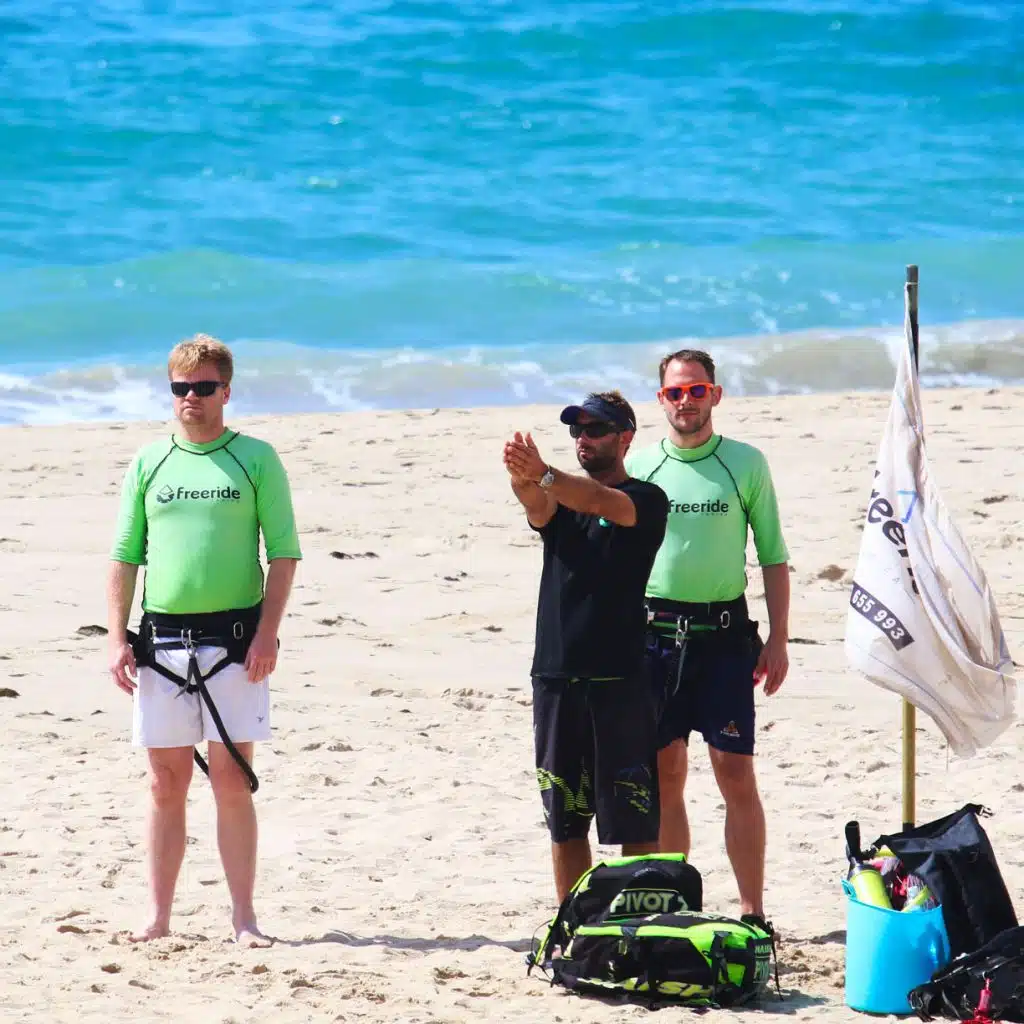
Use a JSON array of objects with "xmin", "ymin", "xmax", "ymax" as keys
[
  {"xmin": 626, "ymin": 434, "xmax": 788, "ymax": 604},
  {"xmin": 111, "ymin": 429, "xmax": 302, "ymax": 615}
]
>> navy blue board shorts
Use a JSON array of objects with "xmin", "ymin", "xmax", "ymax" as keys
[
  {"xmin": 643, "ymin": 599, "xmax": 764, "ymax": 756},
  {"xmin": 532, "ymin": 676, "xmax": 660, "ymax": 846}
]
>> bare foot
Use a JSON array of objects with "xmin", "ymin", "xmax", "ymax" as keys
[
  {"xmin": 234, "ymin": 922, "xmax": 272, "ymax": 948},
  {"xmin": 128, "ymin": 920, "xmax": 170, "ymax": 943}
]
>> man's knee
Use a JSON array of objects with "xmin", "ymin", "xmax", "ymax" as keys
[
  {"xmin": 622, "ymin": 841, "xmax": 659, "ymax": 857},
  {"xmin": 209, "ymin": 743, "xmax": 255, "ymax": 803},
  {"xmin": 148, "ymin": 751, "xmax": 193, "ymax": 805},
  {"xmin": 658, "ymin": 739, "xmax": 688, "ymax": 790},
  {"xmin": 709, "ymin": 748, "xmax": 759, "ymax": 800}
]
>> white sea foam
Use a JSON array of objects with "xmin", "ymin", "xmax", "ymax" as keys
[{"xmin": 2, "ymin": 319, "xmax": 1023, "ymax": 426}]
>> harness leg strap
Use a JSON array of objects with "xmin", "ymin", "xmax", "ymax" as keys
[
  {"xmin": 129, "ymin": 628, "xmax": 260, "ymax": 794},
  {"xmin": 185, "ymin": 649, "xmax": 260, "ymax": 794}
]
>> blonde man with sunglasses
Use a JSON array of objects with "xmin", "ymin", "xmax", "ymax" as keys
[
  {"xmin": 625, "ymin": 348, "xmax": 790, "ymax": 938},
  {"xmin": 106, "ymin": 334, "xmax": 301, "ymax": 946}
]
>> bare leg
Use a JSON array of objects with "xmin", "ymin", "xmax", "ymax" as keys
[
  {"xmin": 622, "ymin": 841, "xmax": 659, "ymax": 856},
  {"xmin": 656, "ymin": 739, "xmax": 690, "ymax": 856},
  {"xmin": 130, "ymin": 746, "xmax": 194, "ymax": 942},
  {"xmin": 552, "ymin": 838, "xmax": 591, "ymax": 903},
  {"xmin": 709, "ymin": 748, "xmax": 766, "ymax": 917},
  {"xmin": 207, "ymin": 741, "xmax": 270, "ymax": 947}
]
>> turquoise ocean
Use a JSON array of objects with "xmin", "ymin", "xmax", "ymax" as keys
[{"xmin": 1, "ymin": 0, "xmax": 1021, "ymax": 424}]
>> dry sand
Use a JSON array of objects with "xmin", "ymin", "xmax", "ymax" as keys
[{"xmin": 2, "ymin": 387, "xmax": 1023, "ymax": 1023}]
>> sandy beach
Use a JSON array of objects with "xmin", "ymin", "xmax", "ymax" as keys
[{"xmin": 2, "ymin": 386, "xmax": 1023, "ymax": 1023}]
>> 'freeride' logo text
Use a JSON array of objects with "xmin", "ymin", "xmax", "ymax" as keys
[
  {"xmin": 155, "ymin": 484, "xmax": 242, "ymax": 504},
  {"xmin": 669, "ymin": 499, "xmax": 729, "ymax": 515}
]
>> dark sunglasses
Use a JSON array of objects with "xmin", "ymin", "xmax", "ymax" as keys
[
  {"xmin": 170, "ymin": 380, "xmax": 222, "ymax": 398},
  {"xmin": 660, "ymin": 383, "xmax": 712, "ymax": 401},
  {"xmin": 569, "ymin": 422, "xmax": 620, "ymax": 439}
]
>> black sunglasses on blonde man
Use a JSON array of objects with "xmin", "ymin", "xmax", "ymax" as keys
[{"xmin": 171, "ymin": 380, "xmax": 223, "ymax": 398}]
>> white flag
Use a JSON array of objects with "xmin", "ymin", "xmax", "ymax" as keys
[{"xmin": 844, "ymin": 293, "xmax": 1017, "ymax": 757}]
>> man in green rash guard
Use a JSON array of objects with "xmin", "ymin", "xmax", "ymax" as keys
[
  {"xmin": 106, "ymin": 334, "xmax": 302, "ymax": 947},
  {"xmin": 626, "ymin": 348, "xmax": 790, "ymax": 935}
]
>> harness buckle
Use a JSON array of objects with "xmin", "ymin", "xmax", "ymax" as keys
[
  {"xmin": 675, "ymin": 616, "xmax": 689, "ymax": 650},
  {"xmin": 720, "ymin": 610, "xmax": 731, "ymax": 629},
  {"xmin": 233, "ymin": 620, "xmax": 244, "ymax": 640}
]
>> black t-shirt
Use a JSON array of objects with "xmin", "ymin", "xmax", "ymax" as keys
[{"xmin": 530, "ymin": 478, "xmax": 669, "ymax": 679}]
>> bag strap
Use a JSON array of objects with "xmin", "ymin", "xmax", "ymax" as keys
[
  {"xmin": 708, "ymin": 933, "xmax": 733, "ymax": 1004},
  {"xmin": 527, "ymin": 863, "xmax": 598, "ymax": 972}
]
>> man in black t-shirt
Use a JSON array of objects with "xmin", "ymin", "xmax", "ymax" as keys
[{"xmin": 504, "ymin": 391, "xmax": 669, "ymax": 901}]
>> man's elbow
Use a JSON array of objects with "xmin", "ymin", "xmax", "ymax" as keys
[
  {"xmin": 527, "ymin": 501, "xmax": 555, "ymax": 529},
  {"xmin": 597, "ymin": 499, "xmax": 637, "ymax": 527}
]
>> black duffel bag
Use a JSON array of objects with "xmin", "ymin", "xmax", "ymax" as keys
[
  {"xmin": 909, "ymin": 925, "xmax": 1024, "ymax": 1021},
  {"xmin": 871, "ymin": 803, "xmax": 1017, "ymax": 958}
]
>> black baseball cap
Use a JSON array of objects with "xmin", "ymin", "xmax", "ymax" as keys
[{"xmin": 559, "ymin": 395, "xmax": 636, "ymax": 432}]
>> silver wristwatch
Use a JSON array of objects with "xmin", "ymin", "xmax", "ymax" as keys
[{"xmin": 538, "ymin": 465, "xmax": 555, "ymax": 489}]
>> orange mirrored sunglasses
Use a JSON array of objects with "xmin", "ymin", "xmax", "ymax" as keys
[{"xmin": 660, "ymin": 383, "xmax": 713, "ymax": 401}]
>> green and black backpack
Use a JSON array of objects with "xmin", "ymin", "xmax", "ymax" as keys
[{"xmin": 528, "ymin": 854, "xmax": 779, "ymax": 1009}]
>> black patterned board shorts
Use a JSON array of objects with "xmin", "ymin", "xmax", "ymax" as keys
[{"xmin": 532, "ymin": 675, "xmax": 660, "ymax": 845}]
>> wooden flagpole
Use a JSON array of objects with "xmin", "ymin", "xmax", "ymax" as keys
[{"xmin": 902, "ymin": 264, "xmax": 919, "ymax": 830}]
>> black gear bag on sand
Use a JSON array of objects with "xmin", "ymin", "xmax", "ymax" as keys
[
  {"xmin": 538, "ymin": 911, "xmax": 777, "ymax": 1009},
  {"xmin": 526, "ymin": 854, "xmax": 779, "ymax": 1009},
  {"xmin": 869, "ymin": 804, "xmax": 1017, "ymax": 958},
  {"xmin": 530, "ymin": 853, "xmax": 703, "ymax": 964},
  {"xmin": 908, "ymin": 925, "xmax": 1024, "ymax": 1021}
]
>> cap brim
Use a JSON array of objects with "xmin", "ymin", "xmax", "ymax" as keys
[{"xmin": 559, "ymin": 405, "xmax": 585, "ymax": 425}]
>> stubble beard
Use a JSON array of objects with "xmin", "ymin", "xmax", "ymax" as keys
[
  {"xmin": 670, "ymin": 408, "xmax": 710, "ymax": 436},
  {"xmin": 578, "ymin": 449, "xmax": 616, "ymax": 475}
]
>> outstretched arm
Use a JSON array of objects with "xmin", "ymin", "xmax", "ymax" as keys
[
  {"xmin": 505, "ymin": 432, "xmax": 557, "ymax": 528},
  {"xmin": 510, "ymin": 477, "xmax": 557, "ymax": 528},
  {"xmin": 505, "ymin": 433, "xmax": 637, "ymax": 527}
]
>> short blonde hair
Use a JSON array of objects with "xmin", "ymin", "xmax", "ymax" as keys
[{"xmin": 167, "ymin": 333, "xmax": 234, "ymax": 384}]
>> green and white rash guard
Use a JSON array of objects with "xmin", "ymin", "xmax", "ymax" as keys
[
  {"xmin": 626, "ymin": 434, "xmax": 788, "ymax": 604},
  {"xmin": 111, "ymin": 429, "xmax": 302, "ymax": 615}
]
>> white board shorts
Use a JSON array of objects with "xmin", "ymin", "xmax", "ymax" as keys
[{"xmin": 132, "ymin": 643, "xmax": 271, "ymax": 749}]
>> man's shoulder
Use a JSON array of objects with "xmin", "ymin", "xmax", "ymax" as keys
[
  {"xmin": 226, "ymin": 430, "xmax": 275, "ymax": 453},
  {"xmin": 624, "ymin": 440, "xmax": 666, "ymax": 475},
  {"xmin": 717, "ymin": 435, "xmax": 771, "ymax": 469},
  {"xmin": 130, "ymin": 435, "xmax": 175, "ymax": 467},
  {"xmin": 225, "ymin": 431, "xmax": 284, "ymax": 465}
]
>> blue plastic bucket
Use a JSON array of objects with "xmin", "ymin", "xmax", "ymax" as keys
[{"xmin": 843, "ymin": 879, "xmax": 951, "ymax": 1015}]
